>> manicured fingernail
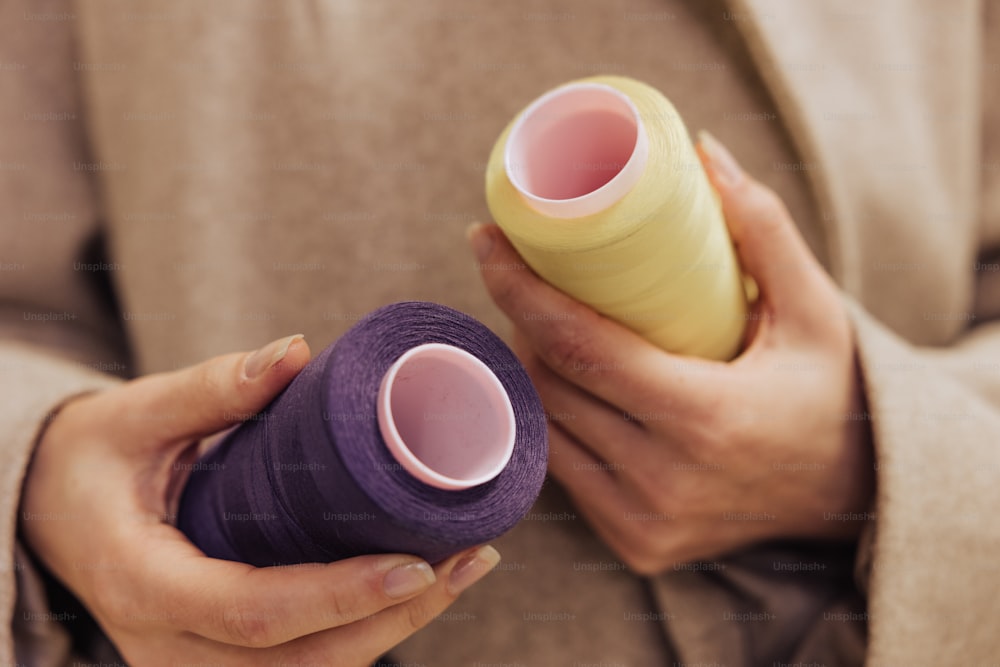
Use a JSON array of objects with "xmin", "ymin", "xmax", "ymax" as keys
[
  {"xmin": 245, "ymin": 334, "xmax": 304, "ymax": 379},
  {"xmin": 383, "ymin": 561, "xmax": 436, "ymax": 599},
  {"xmin": 466, "ymin": 223, "xmax": 496, "ymax": 263},
  {"xmin": 448, "ymin": 545, "xmax": 500, "ymax": 595},
  {"xmin": 697, "ymin": 130, "xmax": 744, "ymax": 187}
]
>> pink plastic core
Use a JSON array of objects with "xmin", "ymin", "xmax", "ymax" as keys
[
  {"xmin": 377, "ymin": 343, "xmax": 516, "ymax": 490},
  {"xmin": 505, "ymin": 82, "xmax": 649, "ymax": 218}
]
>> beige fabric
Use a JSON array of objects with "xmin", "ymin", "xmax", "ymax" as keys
[{"xmin": 1, "ymin": 0, "xmax": 997, "ymax": 665}]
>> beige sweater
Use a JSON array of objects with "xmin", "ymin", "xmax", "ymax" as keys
[{"xmin": 2, "ymin": 0, "xmax": 998, "ymax": 664}]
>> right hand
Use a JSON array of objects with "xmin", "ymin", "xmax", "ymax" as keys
[{"xmin": 19, "ymin": 335, "xmax": 500, "ymax": 666}]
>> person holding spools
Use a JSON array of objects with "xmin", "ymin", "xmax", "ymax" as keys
[{"xmin": 2, "ymin": 1, "xmax": 999, "ymax": 666}]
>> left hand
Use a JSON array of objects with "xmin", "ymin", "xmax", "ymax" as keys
[
  {"xmin": 21, "ymin": 336, "xmax": 499, "ymax": 666},
  {"xmin": 468, "ymin": 132, "xmax": 874, "ymax": 575}
]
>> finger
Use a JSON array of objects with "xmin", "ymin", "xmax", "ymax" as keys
[
  {"xmin": 546, "ymin": 423, "xmax": 633, "ymax": 522},
  {"xmin": 517, "ymin": 342, "xmax": 644, "ymax": 464},
  {"xmin": 469, "ymin": 223, "xmax": 723, "ymax": 414},
  {"xmin": 113, "ymin": 335, "xmax": 311, "ymax": 445},
  {"xmin": 549, "ymin": 427, "xmax": 689, "ymax": 575},
  {"xmin": 128, "ymin": 527, "xmax": 440, "ymax": 648},
  {"xmin": 269, "ymin": 545, "xmax": 500, "ymax": 666},
  {"xmin": 546, "ymin": 425, "xmax": 643, "ymax": 551},
  {"xmin": 696, "ymin": 131, "xmax": 834, "ymax": 332}
]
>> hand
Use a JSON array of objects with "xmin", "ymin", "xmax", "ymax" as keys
[
  {"xmin": 20, "ymin": 335, "xmax": 499, "ymax": 666},
  {"xmin": 468, "ymin": 132, "xmax": 874, "ymax": 575}
]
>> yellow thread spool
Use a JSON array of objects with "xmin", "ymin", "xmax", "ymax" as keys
[{"xmin": 485, "ymin": 76, "xmax": 748, "ymax": 360}]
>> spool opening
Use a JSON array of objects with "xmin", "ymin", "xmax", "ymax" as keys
[
  {"xmin": 505, "ymin": 82, "xmax": 649, "ymax": 218},
  {"xmin": 377, "ymin": 343, "xmax": 516, "ymax": 490}
]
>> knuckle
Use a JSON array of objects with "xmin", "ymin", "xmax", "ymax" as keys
[
  {"xmin": 616, "ymin": 520, "xmax": 654, "ymax": 558},
  {"xmin": 681, "ymin": 402, "xmax": 732, "ymax": 458},
  {"xmin": 323, "ymin": 586, "xmax": 363, "ymax": 626},
  {"xmin": 396, "ymin": 599, "xmax": 435, "ymax": 635},
  {"xmin": 744, "ymin": 180, "xmax": 786, "ymax": 218},
  {"xmin": 220, "ymin": 603, "xmax": 279, "ymax": 648},
  {"xmin": 618, "ymin": 544, "xmax": 666, "ymax": 576},
  {"xmin": 192, "ymin": 360, "xmax": 228, "ymax": 400},
  {"xmin": 91, "ymin": 579, "xmax": 140, "ymax": 629},
  {"xmin": 489, "ymin": 268, "xmax": 530, "ymax": 315},
  {"xmin": 737, "ymin": 184, "xmax": 790, "ymax": 235},
  {"xmin": 620, "ymin": 530, "xmax": 678, "ymax": 576},
  {"xmin": 542, "ymin": 325, "xmax": 596, "ymax": 376}
]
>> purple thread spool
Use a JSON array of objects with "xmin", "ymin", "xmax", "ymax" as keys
[{"xmin": 176, "ymin": 301, "xmax": 548, "ymax": 566}]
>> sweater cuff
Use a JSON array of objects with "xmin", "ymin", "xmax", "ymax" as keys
[
  {"xmin": 847, "ymin": 299, "xmax": 1000, "ymax": 664},
  {"xmin": 0, "ymin": 341, "xmax": 121, "ymax": 666}
]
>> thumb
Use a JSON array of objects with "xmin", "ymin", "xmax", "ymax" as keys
[
  {"xmin": 120, "ymin": 334, "xmax": 311, "ymax": 445},
  {"xmin": 696, "ymin": 131, "xmax": 832, "ymax": 326}
]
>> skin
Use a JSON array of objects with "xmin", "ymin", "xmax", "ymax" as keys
[
  {"xmin": 20, "ymin": 336, "xmax": 500, "ymax": 666},
  {"xmin": 18, "ymin": 133, "xmax": 872, "ymax": 663},
  {"xmin": 469, "ymin": 133, "xmax": 875, "ymax": 574}
]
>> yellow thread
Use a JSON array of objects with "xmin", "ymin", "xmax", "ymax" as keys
[{"xmin": 485, "ymin": 75, "xmax": 747, "ymax": 360}]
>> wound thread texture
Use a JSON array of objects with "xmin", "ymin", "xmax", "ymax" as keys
[
  {"xmin": 177, "ymin": 302, "xmax": 548, "ymax": 566},
  {"xmin": 486, "ymin": 75, "xmax": 748, "ymax": 360}
]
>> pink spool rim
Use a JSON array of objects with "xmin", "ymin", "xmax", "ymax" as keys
[
  {"xmin": 376, "ymin": 343, "xmax": 516, "ymax": 490},
  {"xmin": 504, "ymin": 82, "xmax": 649, "ymax": 219}
]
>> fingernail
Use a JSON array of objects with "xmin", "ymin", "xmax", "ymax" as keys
[
  {"xmin": 383, "ymin": 561, "xmax": 436, "ymax": 599},
  {"xmin": 697, "ymin": 130, "xmax": 744, "ymax": 187},
  {"xmin": 466, "ymin": 223, "xmax": 495, "ymax": 263},
  {"xmin": 245, "ymin": 334, "xmax": 304, "ymax": 379},
  {"xmin": 448, "ymin": 545, "xmax": 501, "ymax": 595}
]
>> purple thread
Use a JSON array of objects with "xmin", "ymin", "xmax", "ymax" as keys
[{"xmin": 176, "ymin": 302, "xmax": 548, "ymax": 566}]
